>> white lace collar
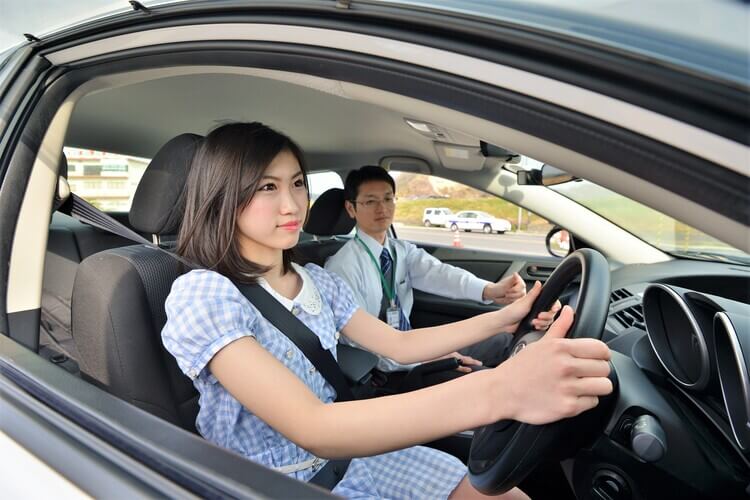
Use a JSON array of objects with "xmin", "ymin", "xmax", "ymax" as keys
[{"xmin": 258, "ymin": 263, "xmax": 322, "ymax": 315}]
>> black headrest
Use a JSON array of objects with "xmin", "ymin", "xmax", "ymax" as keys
[
  {"xmin": 304, "ymin": 188, "xmax": 355, "ymax": 236},
  {"xmin": 129, "ymin": 133, "xmax": 202, "ymax": 235}
]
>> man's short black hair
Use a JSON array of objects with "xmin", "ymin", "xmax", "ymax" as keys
[{"xmin": 344, "ymin": 165, "xmax": 396, "ymax": 201}]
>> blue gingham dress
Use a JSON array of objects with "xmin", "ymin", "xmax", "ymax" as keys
[{"xmin": 162, "ymin": 263, "xmax": 466, "ymax": 499}]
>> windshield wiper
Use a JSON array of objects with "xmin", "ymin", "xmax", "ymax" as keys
[{"xmin": 670, "ymin": 250, "xmax": 750, "ymax": 266}]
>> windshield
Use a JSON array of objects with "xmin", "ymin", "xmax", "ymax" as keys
[
  {"xmin": 377, "ymin": 0, "xmax": 749, "ymax": 85},
  {"xmin": 549, "ymin": 179, "xmax": 750, "ymax": 265}
]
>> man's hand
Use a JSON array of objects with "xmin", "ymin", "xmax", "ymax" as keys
[
  {"xmin": 433, "ymin": 352, "xmax": 482, "ymax": 373},
  {"xmin": 483, "ymin": 272, "xmax": 526, "ymax": 305},
  {"xmin": 499, "ymin": 281, "xmax": 562, "ymax": 334}
]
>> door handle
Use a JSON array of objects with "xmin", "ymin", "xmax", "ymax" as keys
[{"xmin": 526, "ymin": 264, "xmax": 556, "ymax": 278}]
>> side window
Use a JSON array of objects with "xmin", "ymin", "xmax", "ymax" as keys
[
  {"xmin": 306, "ymin": 171, "xmax": 343, "ymax": 200},
  {"xmin": 392, "ymin": 173, "xmax": 553, "ymax": 256},
  {"xmin": 64, "ymin": 147, "xmax": 149, "ymax": 212},
  {"xmin": 303, "ymin": 171, "xmax": 346, "ymax": 239}
]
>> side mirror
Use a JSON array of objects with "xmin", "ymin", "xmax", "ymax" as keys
[{"xmin": 546, "ymin": 226, "xmax": 573, "ymax": 258}]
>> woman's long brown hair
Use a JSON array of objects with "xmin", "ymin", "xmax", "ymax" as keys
[{"xmin": 177, "ymin": 122, "xmax": 308, "ymax": 283}]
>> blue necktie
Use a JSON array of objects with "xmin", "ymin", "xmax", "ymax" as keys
[{"xmin": 380, "ymin": 248, "xmax": 411, "ymax": 331}]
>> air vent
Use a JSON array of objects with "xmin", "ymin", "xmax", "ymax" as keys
[
  {"xmin": 613, "ymin": 304, "xmax": 645, "ymax": 330},
  {"xmin": 610, "ymin": 288, "xmax": 634, "ymax": 303}
]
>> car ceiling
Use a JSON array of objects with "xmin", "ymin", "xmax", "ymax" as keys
[{"xmin": 65, "ymin": 71, "xmax": 448, "ymax": 171}]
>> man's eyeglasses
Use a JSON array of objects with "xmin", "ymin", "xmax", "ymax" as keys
[{"xmin": 351, "ymin": 196, "xmax": 397, "ymax": 209}]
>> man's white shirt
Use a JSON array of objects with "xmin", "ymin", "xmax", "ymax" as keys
[{"xmin": 325, "ymin": 230, "xmax": 490, "ymax": 372}]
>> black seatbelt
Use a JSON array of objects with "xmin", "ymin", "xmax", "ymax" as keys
[
  {"xmin": 233, "ymin": 283, "xmax": 355, "ymax": 402},
  {"xmin": 66, "ymin": 193, "xmax": 154, "ymax": 246}
]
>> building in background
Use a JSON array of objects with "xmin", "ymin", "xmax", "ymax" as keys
[{"xmin": 63, "ymin": 148, "xmax": 150, "ymax": 211}]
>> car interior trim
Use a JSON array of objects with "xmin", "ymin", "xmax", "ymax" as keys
[
  {"xmin": 7, "ymin": 99, "xmax": 72, "ymax": 316},
  {"xmin": 43, "ymin": 23, "xmax": 748, "ymax": 176},
  {"xmin": 643, "ymin": 283, "xmax": 711, "ymax": 390},
  {"xmin": 714, "ymin": 311, "xmax": 750, "ymax": 451},
  {"xmin": 670, "ymin": 380, "xmax": 750, "ymax": 468},
  {"xmin": 0, "ymin": 57, "xmax": 58, "ymax": 331}
]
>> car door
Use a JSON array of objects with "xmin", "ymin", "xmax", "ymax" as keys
[
  {"xmin": 464, "ymin": 212, "xmax": 476, "ymax": 231},
  {"xmin": 408, "ymin": 244, "xmax": 561, "ymax": 328},
  {"xmin": 449, "ymin": 211, "xmax": 464, "ymax": 230}
]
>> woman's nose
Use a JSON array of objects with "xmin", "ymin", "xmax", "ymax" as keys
[{"xmin": 280, "ymin": 188, "xmax": 300, "ymax": 214}]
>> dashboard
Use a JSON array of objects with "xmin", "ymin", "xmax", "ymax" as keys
[{"xmin": 574, "ymin": 258, "xmax": 750, "ymax": 499}]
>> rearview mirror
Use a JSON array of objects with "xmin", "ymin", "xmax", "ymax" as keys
[
  {"xmin": 540, "ymin": 164, "xmax": 577, "ymax": 186},
  {"xmin": 516, "ymin": 164, "xmax": 578, "ymax": 186},
  {"xmin": 480, "ymin": 141, "xmax": 522, "ymax": 164}
]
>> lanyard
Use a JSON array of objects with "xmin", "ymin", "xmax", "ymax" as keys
[{"xmin": 355, "ymin": 233, "xmax": 397, "ymax": 305}]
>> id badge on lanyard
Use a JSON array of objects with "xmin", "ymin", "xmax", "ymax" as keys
[
  {"xmin": 354, "ymin": 234, "xmax": 405, "ymax": 329},
  {"xmin": 386, "ymin": 301, "xmax": 401, "ymax": 329}
]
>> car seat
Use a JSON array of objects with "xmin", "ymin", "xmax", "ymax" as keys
[{"xmin": 70, "ymin": 133, "xmax": 202, "ymax": 431}]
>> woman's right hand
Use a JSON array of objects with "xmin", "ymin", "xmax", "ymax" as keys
[{"xmin": 494, "ymin": 305, "xmax": 613, "ymax": 425}]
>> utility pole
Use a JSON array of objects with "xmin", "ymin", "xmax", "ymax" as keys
[{"xmin": 517, "ymin": 206, "xmax": 523, "ymax": 232}]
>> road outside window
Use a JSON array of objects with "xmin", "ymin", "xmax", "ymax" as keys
[{"xmin": 391, "ymin": 172, "xmax": 552, "ymax": 256}]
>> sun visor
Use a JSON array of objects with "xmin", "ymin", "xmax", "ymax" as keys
[{"xmin": 433, "ymin": 142, "xmax": 486, "ymax": 171}]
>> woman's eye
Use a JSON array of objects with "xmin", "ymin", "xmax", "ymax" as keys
[
  {"xmin": 258, "ymin": 183, "xmax": 276, "ymax": 192},
  {"xmin": 294, "ymin": 179, "xmax": 306, "ymax": 188}
]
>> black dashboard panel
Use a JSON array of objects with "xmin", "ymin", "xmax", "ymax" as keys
[{"xmin": 579, "ymin": 257, "xmax": 750, "ymax": 499}]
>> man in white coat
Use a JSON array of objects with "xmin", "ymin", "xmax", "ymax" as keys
[{"xmin": 325, "ymin": 166, "xmax": 558, "ymax": 386}]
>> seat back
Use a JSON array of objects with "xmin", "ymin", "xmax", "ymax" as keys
[
  {"xmin": 297, "ymin": 187, "xmax": 355, "ymax": 266},
  {"xmin": 71, "ymin": 133, "xmax": 202, "ymax": 430},
  {"xmin": 42, "ymin": 153, "xmax": 133, "ymax": 360}
]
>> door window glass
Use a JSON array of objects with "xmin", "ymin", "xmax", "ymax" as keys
[
  {"xmin": 392, "ymin": 172, "xmax": 552, "ymax": 256},
  {"xmin": 63, "ymin": 147, "xmax": 149, "ymax": 212}
]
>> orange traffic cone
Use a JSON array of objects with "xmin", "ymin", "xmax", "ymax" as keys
[{"xmin": 452, "ymin": 229, "xmax": 464, "ymax": 248}]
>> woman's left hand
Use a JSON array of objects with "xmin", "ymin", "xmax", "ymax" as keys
[{"xmin": 500, "ymin": 281, "xmax": 562, "ymax": 334}]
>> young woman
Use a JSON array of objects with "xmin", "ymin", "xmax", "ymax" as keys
[{"xmin": 162, "ymin": 122, "xmax": 613, "ymax": 499}]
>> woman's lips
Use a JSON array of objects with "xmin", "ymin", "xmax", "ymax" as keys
[{"xmin": 278, "ymin": 221, "xmax": 301, "ymax": 231}]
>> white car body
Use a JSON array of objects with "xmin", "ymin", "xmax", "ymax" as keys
[
  {"xmin": 422, "ymin": 207, "xmax": 453, "ymax": 227},
  {"xmin": 447, "ymin": 211, "xmax": 511, "ymax": 233}
]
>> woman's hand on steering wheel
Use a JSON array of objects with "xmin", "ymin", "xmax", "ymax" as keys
[
  {"xmin": 496, "ymin": 306, "xmax": 613, "ymax": 425},
  {"xmin": 499, "ymin": 281, "xmax": 562, "ymax": 333}
]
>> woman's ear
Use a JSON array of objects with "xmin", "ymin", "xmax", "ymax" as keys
[{"xmin": 344, "ymin": 200, "xmax": 357, "ymax": 219}]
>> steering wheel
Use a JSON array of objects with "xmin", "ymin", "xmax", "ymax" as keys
[{"xmin": 468, "ymin": 248, "xmax": 612, "ymax": 494}]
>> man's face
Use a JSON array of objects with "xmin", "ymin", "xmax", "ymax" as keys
[{"xmin": 345, "ymin": 180, "xmax": 395, "ymax": 236}]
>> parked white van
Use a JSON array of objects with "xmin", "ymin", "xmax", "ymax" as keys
[{"xmin": 422, "ymin": 207, "xmax": 453, "ymax": 227}]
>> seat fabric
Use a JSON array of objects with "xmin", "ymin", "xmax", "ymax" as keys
[{"xmin": 71, "ymin": 133, "xmax": 202, "ymax": 431}]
